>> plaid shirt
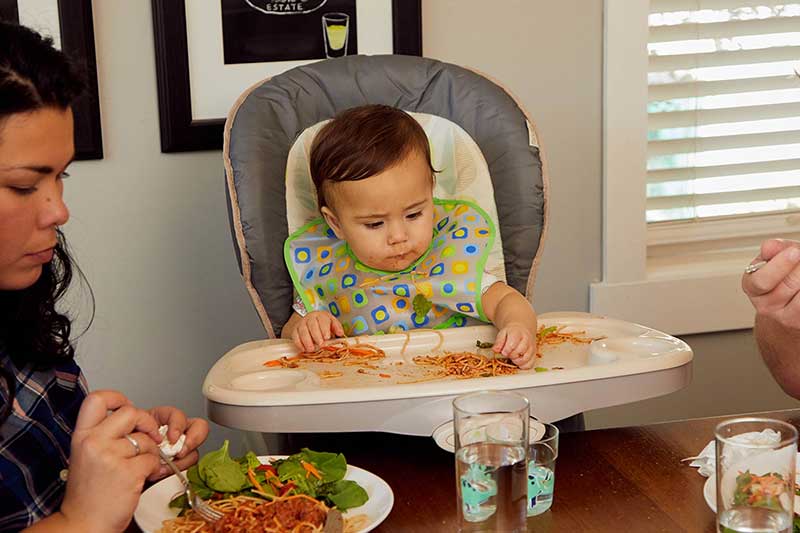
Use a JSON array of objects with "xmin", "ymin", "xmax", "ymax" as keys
[{"xmin": 0, "ymin": 350, "xmax": 87, "ymax": 531}]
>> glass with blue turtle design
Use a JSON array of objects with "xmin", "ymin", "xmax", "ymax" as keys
[
  {"xmin": 454, "ymin": 390, "xmax": 529, "ymax": 532},
  {"xmin": 527, "ymin": 422, "xmax": 559, "ymax": 517}
]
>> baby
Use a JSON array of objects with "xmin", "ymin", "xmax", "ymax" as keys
[{"xmin": 281, "ymin": 105, "xmax": 537, "ymax": 369}]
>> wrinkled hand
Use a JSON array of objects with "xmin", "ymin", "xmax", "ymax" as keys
[
  {"xmin": 292, "ymin": 311, "xmax": 345, "ymax": 352},
  {"xmin": 493, "ymin": 323, "xmax": 536, "ymax": 370},
  {"xmin": 742, "ymin": 239, "xmax": 800, "ymax": 329},
  {"xmin": 147, "ymin": 406, "xmax": 209, "ymax": 481},
  {"xmin": 60, "ymin": 390, "xmax": 163, "ymax": 533}
]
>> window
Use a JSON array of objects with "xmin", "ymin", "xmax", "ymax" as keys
[
  {"xmin": 590, "ymin": 0, "xmax": 800, "ymax": 335},
  {"xmin": 647, "ymin": 0, "xmax": 800, "ymax": 224}
]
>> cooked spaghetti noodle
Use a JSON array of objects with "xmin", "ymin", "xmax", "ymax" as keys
[
  {"xmin": 399, "ymin": 329, "xmax": 444, "ymax": 357},
  {"xmin": 158, "ymin": 494, "xmax": 366, "ymax": 533},
  {"xmin": 265, "ymin": 341, "xmax": 385, "ymax": 369},
  {"xmin": 412, "ymin": 352, "xmax": 519, "ymax": 379},
  {"xmin": 536, "ymin": 325, "xmax": 603, "ymax": 358}
]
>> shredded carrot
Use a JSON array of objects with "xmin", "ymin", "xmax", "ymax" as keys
[
  {"xmin": 263, "ymin": 360, "xmax": 282, "ymax": 367},
  {"xmin": 379, "ymin": 373, "xmax": 391, "ymax": 378},
  {"xmin": 301, "ymin": 460, "xmax": 323, "ymax": 480},
  {"xmin": 246, "ymin": 468, "xmax": 264, "ymax": 493},
  {"xmin": 269, "ymin": 341, "xmax": 385, "ymax": 368}
]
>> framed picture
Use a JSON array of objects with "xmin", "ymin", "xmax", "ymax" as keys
[
  {"xmin": 151, "ymin": 0, "xmax": 422, "ymax": 153},
  {"xmin": 0, "ymin": 0, "xmax": 103, "ymax": 160}
]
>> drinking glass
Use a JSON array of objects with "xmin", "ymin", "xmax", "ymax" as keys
[
  {"xmin": 527, "ymin": 422, "xmax": 558, "ymax": 516},
  {"xmin": 322, "ymin": 12, "xmax": 349, "ymax": 58},
  {"xmin": 715, "ymin": 417, "xmax": 798, "ymax": 533},
  {"xmin": 454, "ymin": 390, "xmax": 529, "ymax": 533}
]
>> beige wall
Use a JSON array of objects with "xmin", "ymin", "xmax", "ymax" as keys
[
  {"xmin": 423, "ymin": 0, "xmax": 604, "ymax": 313},
  {"xmin": 64, "ymin": 2, "xmax": 265, "ymax": 450},
  {"xmin": 61, "ymin": 1, "xmax": 795, "ymax": 453}
]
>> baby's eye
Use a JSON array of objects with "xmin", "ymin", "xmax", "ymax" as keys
[
  {"xmin": 406, "ymin": 211, "xmax": 422, "ymax": 220},
  {"xmin": 365, "ymin": 221, "xmax": 384, "ymax": 229},
  {"xmin": 9, "ymin": 186, "xmax": 37, "ymax": 196}
]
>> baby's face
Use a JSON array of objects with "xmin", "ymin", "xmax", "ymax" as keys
[{"xmin": 322, "ymin": 150, "xmax": 434, "ymax": 272}]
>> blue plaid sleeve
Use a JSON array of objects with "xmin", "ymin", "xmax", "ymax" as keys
[{"xmin": 0, "ymin": 354, "xmax": 87, "ymax": 530}]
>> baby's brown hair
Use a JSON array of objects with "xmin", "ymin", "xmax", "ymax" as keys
[{"xmin": 309, "ymin": 104, "xmax": 435, "ymax": 210}]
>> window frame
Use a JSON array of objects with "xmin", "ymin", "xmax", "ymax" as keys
[{"xmin": 589, "ymin": 0, "xmax": 800, "ymax": 335}]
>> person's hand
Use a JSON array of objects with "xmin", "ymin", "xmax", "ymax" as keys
[
  {"xmin": 291, "ymin": 310, "xmax": 345, "ymax": 352},
  {"xmin": 742, "ymin": 239, "xmax": 800, "ymax": 327},
  {"xmin": 147, "ymin": 406, "xmax": 209, "ymax": 480},
  {"xmin": 493, "ymin": 323, "xmax": 536, "ymax": 370},
  {"xmin": 60, "ymin": 390, "xmax": 163, "ymax": 533}
]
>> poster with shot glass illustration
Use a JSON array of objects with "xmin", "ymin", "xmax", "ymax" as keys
[{"xmin": 221, "ymin": 0, "xmax": 357, "ymax": 64}]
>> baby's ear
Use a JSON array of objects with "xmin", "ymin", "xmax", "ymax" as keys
[{"xmin": 321, "ymin": 206, "xmax": 345, "ymax": 239}]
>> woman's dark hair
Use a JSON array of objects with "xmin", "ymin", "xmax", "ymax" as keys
[{"xmin": 0, "ymin": 21, "xmax": 88, "ymax": 425}]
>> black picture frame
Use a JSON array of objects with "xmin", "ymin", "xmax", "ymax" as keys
[
  {"xmin": 0, "ymin": 0, "xmax": 103, "ymax": 160},
  {"xmin": 151, "ymin": 0, "xmax": 422, "ymax": 153}
]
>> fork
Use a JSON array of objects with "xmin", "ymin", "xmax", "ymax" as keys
[{"xmin": 158, "ymin": 449, "xmax": 223, "ymax": 523}]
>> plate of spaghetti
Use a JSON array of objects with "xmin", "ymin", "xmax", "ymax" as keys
[{"xmin": 134, "ymin": 447, "xmax": 393, "ymax": 533}]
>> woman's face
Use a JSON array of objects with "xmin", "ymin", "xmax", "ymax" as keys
[{"xmin": 0, "ymin": 107, "xmax": 72, "ymax": 290}]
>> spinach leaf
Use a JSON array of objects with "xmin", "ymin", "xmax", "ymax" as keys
[
  {"xmin": 537, "ymin": 326, "xmax": 557, "ymax": 339},
  {"xmin": 318, "ymin": 480, "xmax": 369, "ymax": 511},
  {"xmin": 239, "ymin": 451, "xmax": 262, "ymax": 473},
  {"xmin": 412, "ymin": 293, "xmax": 432, "ymax": 317},
  {"xmin": 277, "ymin": 458, "xmax": 318, "ymax": 496},
  {"xmin": 168, "ymin": 493, "xmax": 188, "ymax": 511},
  {"xmin": 198, "ymin": 440, "xmax": 248, "ymax": 493},
  {"xmin": 298, "ymin": 448, "xmax": 347, "ymax": 482},
  {"xmin": 186, "ymin": 465, "xmax": 214, "ymax": 499}
]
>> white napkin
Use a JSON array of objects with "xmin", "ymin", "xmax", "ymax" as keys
[
  {"xmin": 688, "ymin": 429, "xmax": 781, "ymax": 477},
  {"xmin": 158, "ymin": 425, "xmax": 186, "ymax": 459}
]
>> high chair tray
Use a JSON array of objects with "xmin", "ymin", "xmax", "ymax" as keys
[{"xmin": 203, "ymin": 312, "xmax": 692, "ymax": 435}]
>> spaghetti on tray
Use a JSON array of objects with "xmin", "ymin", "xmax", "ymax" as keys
[{"xmin": 264, "ymin": 341, "xmax": 385, "ymax": 369}]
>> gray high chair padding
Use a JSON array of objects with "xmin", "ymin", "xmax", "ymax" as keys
[{"xmin": 224, "ymin": 54, "xmax": 547, "ymax": 338}]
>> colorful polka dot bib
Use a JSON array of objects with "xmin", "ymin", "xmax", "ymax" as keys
[{"xmin": 284, "ymin": 199, "xmax": 497, "ymax": 336}]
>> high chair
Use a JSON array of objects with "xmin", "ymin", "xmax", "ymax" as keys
[{"xmin": 213, "ymin": 55, "xmax": 692, "ymax": 450}]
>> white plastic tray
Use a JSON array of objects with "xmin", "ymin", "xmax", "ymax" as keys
[{"xmin": 204, "ymin": 312, "xmax": 693, "ymax": 435}]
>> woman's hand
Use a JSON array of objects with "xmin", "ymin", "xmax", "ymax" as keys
[
  {"xmin": 493, "ymin": 323, "xmax": 537, "ymax": 370},
  {"xmin": 59, "ymin": 390, "xmax": 163, "ymax": 533},
  {"xmin": 147, "ymin": 406, "xmax": 209, "ymax": 480},
  {"xmin": 291, "ymin": 310, "xmax": 345, "ymax": 352}
]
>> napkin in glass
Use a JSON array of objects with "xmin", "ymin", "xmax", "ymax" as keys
[{"xmin": 688, "ymin": 429, "xmax": 781, "ymax": 477}]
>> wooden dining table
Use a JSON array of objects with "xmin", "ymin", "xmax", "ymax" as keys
[{"xmin": 129, "ymin": 408, "xmax": 800, "ymax": 532}]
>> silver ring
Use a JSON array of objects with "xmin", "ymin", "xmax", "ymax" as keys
[
  {"xmin": 125, "ymin": 434, "xmax": 141, "ymax": 456},
  {"xmin": 745, "ymin": 260, "xmax": 767, "ymax": 274}
]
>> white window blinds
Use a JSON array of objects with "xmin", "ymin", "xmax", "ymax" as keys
[{"xmin": 647, "ymin": 0, "xmax": 800, "ymax": 223}]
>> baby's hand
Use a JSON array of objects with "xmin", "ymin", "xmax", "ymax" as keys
[
  {"xmin": 292, "ymin": 311, "xmax": 345, "ymax": 352},
  {"xmin": 493, "ymin": 323, "xmax": 536, "ymax": 370}
]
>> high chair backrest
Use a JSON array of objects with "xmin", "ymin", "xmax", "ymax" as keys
[{"xmin": 224, "ymin": 55, "xmax": 549, "ymax": 337}]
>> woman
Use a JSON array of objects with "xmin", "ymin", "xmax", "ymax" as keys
[{"xmin": 0, "ymin": 21, "xmax": 209, "ymax": 532}]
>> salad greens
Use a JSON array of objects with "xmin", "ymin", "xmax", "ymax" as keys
[
  {"xmin": 168, "ymin": 441, "xmax": 368, "ymax": 513},
  {"xmin": 732, "ymin": 470, "xmax": 789, "ymax": 511}
]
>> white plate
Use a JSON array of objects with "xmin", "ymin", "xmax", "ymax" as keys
[
  {"xmin": 702, "ymin": 452, "xmax": 800, "ymax": 514},
  {"xmin": 133, "ymin": 455, "xmax": 394, "ymax": 533},
  {"xmin": 432, "ymin": 417, "xmax": 546, "ymax": 453}
]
